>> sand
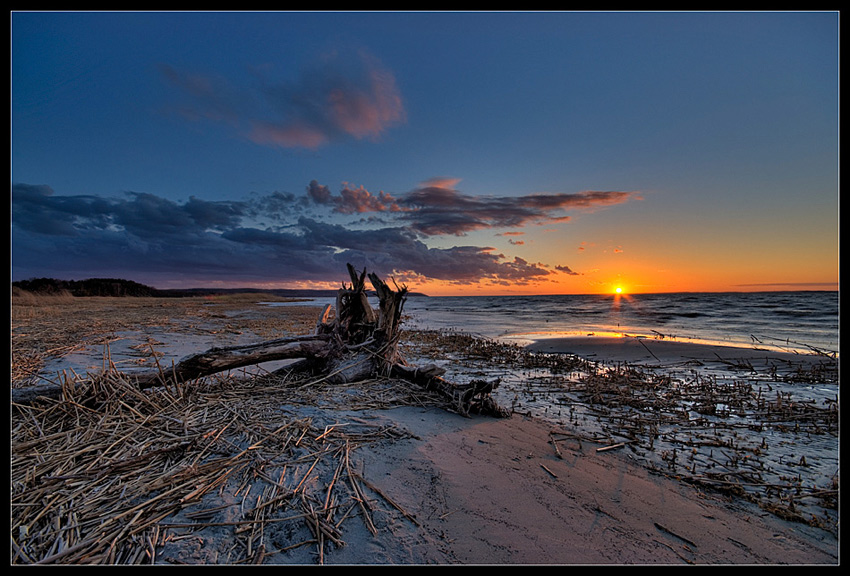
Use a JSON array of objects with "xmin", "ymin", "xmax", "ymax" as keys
[
  {"xmin": 11, "ymin": 299, "xmax": 839, "ymax": 565},
  {"xmin": 344, "ymin": 406, "xmax": 838, "ymax": 564},
  {"xmin": 144, "ymin": 400, "xmax": 838, "ymax": 565}
]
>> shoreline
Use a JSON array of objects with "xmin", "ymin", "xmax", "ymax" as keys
[
  {"xmin": 350, "ymin": 406, "xmax": 839, "ymax": 564},
  {"xmin": 11, "ymin": 298, "xmax": 839, "ymax": 564}
]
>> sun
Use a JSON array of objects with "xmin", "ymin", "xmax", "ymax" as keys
[{"xmin": 614, "ymin": 286, "xmax": 623, "ymax": 294}]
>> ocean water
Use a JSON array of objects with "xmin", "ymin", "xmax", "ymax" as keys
[{"xmin": 402, "ymin": 291, "xmax": 839, "ymax": 356}]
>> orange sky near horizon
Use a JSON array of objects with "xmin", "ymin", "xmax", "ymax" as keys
[{"xmin": 267, "ymin": 260, "xmax": 838, "ymax": 297}]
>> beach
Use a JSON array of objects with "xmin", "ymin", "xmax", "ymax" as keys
[
  {"xmin": 346, "ymin": 407, "xmax": 838, "ymax": 564},
  {"xmin": 10, "ymin": 295, "xmax": 839, "ymax": 564}
]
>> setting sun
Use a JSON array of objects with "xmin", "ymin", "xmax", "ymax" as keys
[{"xmin": 615, "ymin": 287, "xmax": 623, "ymax": 294}]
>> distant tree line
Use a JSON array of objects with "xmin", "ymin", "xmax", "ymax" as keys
[
  {"xmin": 12, "ymin": 278, "xmax": 430, "ymax": 299},
  {"xmin": 12, "ymin": 277, "xmax": 158, "ymax": 297}
]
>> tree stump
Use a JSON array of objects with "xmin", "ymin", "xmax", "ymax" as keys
[{"xmin": 12, "ymin": 264, "xmax": 509, "ymax": 417}]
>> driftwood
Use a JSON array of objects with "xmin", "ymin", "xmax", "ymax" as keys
[{"xmin": 12, "ymin": 264, "xmax": 507, "ymax": 417}]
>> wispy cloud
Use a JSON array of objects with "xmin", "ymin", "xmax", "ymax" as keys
[
  {"xmin": 12, "ymin": 179, "xmax": 634, "ymax": 287},
  {"xmin": 160, "ymin": 50, "xmax": 406, "ymax": 150},
  {"xmin": 555, "ymin": 265, "xmax": 580, "ymax": 276},
  {"xmin": 306, "ymin": 178, "xmax": 637, "ymax": 237},
  {"xmin": 399, "ymin": 181, "xmax": 634, "ymax": 236}
]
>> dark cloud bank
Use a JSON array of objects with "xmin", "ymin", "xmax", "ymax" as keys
[{"xmin": 12, "ymin": 180, "xmax": 635, "ymax": 289}]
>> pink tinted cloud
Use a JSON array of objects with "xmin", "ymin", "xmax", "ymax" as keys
[
  {"xmin": 418, "ymin": 177, "xmax": 463, "ymax": 190},
  {"xmin": 161, "ymin": 51, "xmax": 405, "ymax": 150},
  {"xmin": 306, "ymin": 180, "xmax": 403, "ymax": 214},
  {"xmin": 249, "ymin": 122, "xmax": 329, "ymax": 149},
  {"xmin": 336, "ymin": 183, "xmax": 403, "ymax": 214},
  {"xmin": 307, "ymin": 178, "xmax": 637, "ymax": 236},
  {"xmin": 329, "ymin": 62, "xmax": 406, "ymax": 140}
]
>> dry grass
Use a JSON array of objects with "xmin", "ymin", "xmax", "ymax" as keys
[
  {"xmin": 11, "ymin": 366, "xmax": 441, "ymax": 564},
  {"xmin": 9, "ymin": 295, "xmax": 455, "ymax": 564},
  {"xmin": 11, "ymin": 294, "xmax": 319, "ymax": 388}
]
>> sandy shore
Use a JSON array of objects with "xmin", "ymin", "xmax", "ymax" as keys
[
  {"xmin": 11, "ymin": 298, "xmax": 839, "ymax": 565},
  {"xmin": 344, "ymin": 406, "xmax": 838, "ymax": 564}
]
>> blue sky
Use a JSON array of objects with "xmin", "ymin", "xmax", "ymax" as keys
[{"xmin": 11, "ymin": 11, "xmax": 839, "ymax": 294}]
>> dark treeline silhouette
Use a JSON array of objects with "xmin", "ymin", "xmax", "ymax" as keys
[
  {"xmin": 13, "ymin": 277, "xmax": 158, "ymax": 297},
  {"xmin": 13, "ymin": 277, "xmax": 429, "ymax": 299}
]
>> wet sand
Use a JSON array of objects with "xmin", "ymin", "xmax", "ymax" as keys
[
  {"xmin": 349, "ymin": 406, "xmax": 838, "ymax": 564},
  {"xmin": 325, "ymin": 335, "xmax": 839, "ymax": 564},
  {"xmin": 526, "ymin": 335, "xmax": 835, "ymax": 370}
]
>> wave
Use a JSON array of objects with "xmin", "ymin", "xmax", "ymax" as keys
[{"xmin": 403, "ymin": 291, "xmax": 838, "ymax": 355}]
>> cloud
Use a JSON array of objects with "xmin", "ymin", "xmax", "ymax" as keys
[
  {"xmin": 12, "ymin": 178, "xmax": 627, "ymax": 288},
  {"xmin": 293, "ymin": 218, "xmax": 551, "ymax": 284},
  {"xmin": 11, "ymin": 183, "xmax": 119, "ymax": 236},
  {"xmin": 160, "ymin": 50, "xmax": 406, "ymax": 150},
  {"xmin": 12, "ymin": 183, "xmax": 550, "ymax": 287},
  {"xmin": 306, "ymin": 180, "xmax": 334, "ymax": 204},
  {"xmin": 399, "ymin": 181, "xmax": 633, "ymax": 236},
  {"xmin": 306, "ymin": 180, "xmax": 403, "ymax": 214},
  {"xmin": 306, "ymin": 179, "xmax": 637, "ymax": 237},
  {"xmin": 12, "ymin": 184, "xmax": 248, "ymax": 239},
  {"xmin": 556, "ymin": 265, "xmax": 580, "ymax": 276}
]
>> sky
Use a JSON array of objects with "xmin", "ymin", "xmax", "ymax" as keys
[{"xmin": 11, "ymin": 11, "xmax": 840, "ymax": 296}]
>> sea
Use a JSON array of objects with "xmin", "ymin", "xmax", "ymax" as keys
[
  {"xmin": 280, "ymin": 290, "xmax": 838, "ymax": 355},
  {"xmin": 399, "ymin": 290, "xmax": 839, "ymax": 356}
]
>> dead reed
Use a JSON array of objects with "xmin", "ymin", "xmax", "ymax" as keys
[
  {"xmin": 401, "ymin": 331, "xmax": 838, "ymax": 534},
  {"xmin": 11, "ymin": 364, "xmax": 441, "ymax": 564},
  {"xmin": 520, "ymin": 359, "xmax": 839, "ymax": 534},
  {"xmin": 12, "ymin": 296, "xmax": 456, "ymax": 564},
  {"xmin": 11, "ymin": 295, "xmax": 320, "ymax": 388}
]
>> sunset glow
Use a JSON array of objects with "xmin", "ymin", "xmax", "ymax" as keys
[{"xmin": 11, "ymin": 12, "xmax": 838, "ymax": 295}]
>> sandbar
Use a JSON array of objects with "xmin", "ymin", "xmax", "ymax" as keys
[{"xmin": 526, "ymin": 335, "xmax": 835, "ymax": 373}]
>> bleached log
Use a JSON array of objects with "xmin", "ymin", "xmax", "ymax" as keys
[
  {"xmin": 134, "ymin": 334, "xmax": 332, "ymax": 389},
  {"xmin": 12, "ymin": 264, "xmax": 508, "ymax": 418}
]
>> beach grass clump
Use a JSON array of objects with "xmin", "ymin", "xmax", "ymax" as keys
[
  {"xmin": 11, "ymin": 365, "xmax": 440, "ymax": 565},
  {"xmin": 399, "ymin": 329, "xmax": 588, "ymax": 373}
]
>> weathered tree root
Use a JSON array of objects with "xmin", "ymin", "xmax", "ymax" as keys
[{"xmin": 13, "ymin": 264, "xmax": 509, "ymax": 418}]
